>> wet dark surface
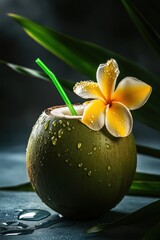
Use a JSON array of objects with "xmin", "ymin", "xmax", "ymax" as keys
[{"xmin": 0, "ymin": 191, "xmax": 158, "ymax": 240}]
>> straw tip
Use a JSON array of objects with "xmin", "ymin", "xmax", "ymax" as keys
[{"xmin": 35, "ymin": 58, "xmax": 41, "ymax": 63}]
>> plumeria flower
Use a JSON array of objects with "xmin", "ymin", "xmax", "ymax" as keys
[{"xmin": 73, "ymin": 59, "xmax": 152, "ymax": 137}]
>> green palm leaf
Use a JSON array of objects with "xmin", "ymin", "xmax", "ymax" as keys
[
  {"xmin": 136, "ymin": 145, "xmax": 160, "ymax": 158},
  {"xmin": 121, "ymin": 0, "xmax": 160, "ymax": 57},
  {"xmin": 128, "ymin": 180, "xmax": 160, "ymax": 197},
  {"xmin": 0, "ymin": 60, "xmax": 74, "ymax": 91},
  {"xmin": 86, "ymin": 200, "xmax": 160, "ymax": 234}
]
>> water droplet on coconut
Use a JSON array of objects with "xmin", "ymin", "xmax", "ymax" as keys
[
  {"xmin": 52, "ymin": 121, "xmax": 57, "ymax": 127},
  {"xmin": 51, "ymin": 136, "xmax": 57, "ymax": 145},
  {"xmin": 17, "ymin": 209, "xmax": 51, "ymax": 221},
  {"xmin": 49, "ymin": 130, "xmax": 53, "ymax": 134},
  {"xmin": 107, "ymin": 165, "xmax": 111, "ymax": 171},
  {"xmin": 58, "ymin": 129, "xmax": 63, "ymax": 138},
  {"xmin": 107, "ymin": 183, "xmax": 111, "ymax": 188},
  {"xmin": 87, "ymin": 170, "xmax": 92, "ymax": 177},
  {"xmin": 58, "ymin": 119, "xmax": 63, "ymax": 124},
  {"xmin": 63, "ymin": 123, "xmax": 66, "ymax": 127},
  {"xmin": 88, "ymin": 151, "xmax": 92, "ymax": 155},
  {"xmin": 40, "ymin": 136, "xmax": 43, "ymax": 141},
  {"xmin": 59, "ymin": 119, "xmax": 63, "ymax": 124},
  {"xmin": 68, "ymin": 127, "xmax": 71, "ymax": 131},
  {"xmin": 77, "ymin": 142, "xmax": 82, "ymax": 149},
  {"xmin": 105, "ymin": 143, "xmax": 111, "ymax": 149},
  {"xmin": 41, "ymin": 117, "xmax": 45, "ymax": 125},
  {"xmin": 57, "ymin": 153, "xmax": 61, "ymax": 158},
  {"xmin": 66, "ymin": 121, "xmax": 70, "ymax": 126},
  {"xmin": 44, "ymin": 120, "xmax": 50, "ymax": 130},
  {"xmin": 93, "ymin": 146, "xmax": 97, "ymax": 151},
  {"xmin": 65, "ymin": 159, "xmax": 69, "ymax": 163},
  {"xmin": 72, "ymin": 126, "xmax": 75, "ymax": 130},
  {"xmin": 77, "ymin": 163, "xmax": 83, "ymax": 168},
  {"xmin": 83, "ymin": 167, "xmax": 87, "ymax": 171}
]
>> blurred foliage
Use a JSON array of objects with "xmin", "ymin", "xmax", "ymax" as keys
[{"xmin": 86, "ymin": 200, "xmax": 160, "ymax": 235}]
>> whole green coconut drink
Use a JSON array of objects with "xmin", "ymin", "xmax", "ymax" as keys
[{"xmin": 26, "ymin": 59, "xmax": 152, "ymax": 219}]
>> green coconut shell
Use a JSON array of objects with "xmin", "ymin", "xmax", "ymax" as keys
[{"xmin": 26, "ymin": 105, "xmax": 137, "ymax": 220}]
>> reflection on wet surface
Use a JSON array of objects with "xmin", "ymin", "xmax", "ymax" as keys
[{"xmin": 0, "ymin": 209, "xmax": 67, "ymax": 236}]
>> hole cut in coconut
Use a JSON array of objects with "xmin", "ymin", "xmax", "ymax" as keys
[{"xmin": 50, "ymin": 105, "xmax": 85, "ymax": 119}]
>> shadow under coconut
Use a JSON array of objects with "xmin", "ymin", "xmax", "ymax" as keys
[{"xmin": 0, "ymin": 208, "xmax": 127, "ymax": 237}]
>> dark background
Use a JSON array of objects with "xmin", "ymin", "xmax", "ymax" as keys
[{"xmin": 1, "ymin": 0, "xmax": 160, "ymax": 149}]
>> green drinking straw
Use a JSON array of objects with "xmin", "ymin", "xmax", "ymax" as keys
[{"xmin": 35, "ymin": 58, "xmax": 78, "ymax": 116}]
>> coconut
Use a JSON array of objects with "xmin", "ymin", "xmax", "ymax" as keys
[{"xmin": 26, "ymin": 104, "xmax": 136, "ymax": 220}]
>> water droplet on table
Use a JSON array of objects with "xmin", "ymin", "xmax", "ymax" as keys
[
  {"xmin": 0, "ymin": 213, "xmax": 65, "ymax": 236},
  {"xmin": 17, "ymin": 209, "xmax": 51, "ymax": 221},
  {"xmin": 0, "ymin": 221, "xmax": 30, "ymax": 236}
]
